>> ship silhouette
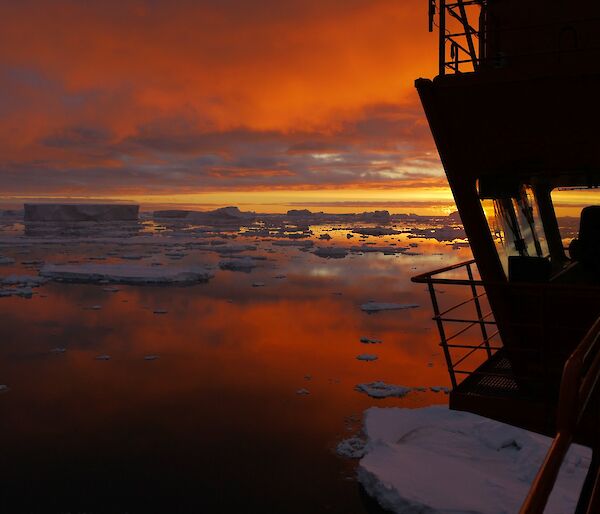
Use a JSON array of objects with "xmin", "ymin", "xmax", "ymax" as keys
[{"xmin": 412, "ymin": 1, "xmax": 600, "ymax": 512}]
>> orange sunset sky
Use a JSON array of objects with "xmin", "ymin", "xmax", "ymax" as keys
[{"xmin": 0, "ymin": 0, "xmax": 462, "ymax": 213}]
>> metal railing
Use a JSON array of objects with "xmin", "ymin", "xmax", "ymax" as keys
[
  {"xmin": 412, "ymin": 259, "xmax": 502, "ymax": 389},
  {"xmin": 430, "ymin": 0, "xmax": 483, "ymax": 75},
  {"xmin": 519, "ymin": 315, "xmax": 600, "ymax": 514}
]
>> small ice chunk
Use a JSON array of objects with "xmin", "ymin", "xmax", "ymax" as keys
[
  {"xmin": 296, "ymin": 388, "xmax": 310, "ymax": 395},
  {"xmin": 144, "ymin": 355, "xmax": 159, "ymax": 361},
  {"xmin": 360, "ymin": 337, "xmax": 382, "ymax": 344},
  {"xmin": 272, "ymin": 240, "xmax": 314, "ymax": 247},
  {"xmin": 50, "ymin": 347, "xmax": 67, "ymax": 353},
  {"xmin": 121, "ymin": 254, "xmax": 144, "ymax": 260},
  {"xmin": 0, "ymin": 384, "xmax": 9, "ymax": 393},
  {"xmin": 252, "ymin": 282, "xmax": 265, "ymax": 287},
  {"xmin": 88, "ymin": 305, "xmax": 102, "ymax": 310},
  {"xmin": 153, "ymin": 308, "xmax": 168, "ymax": 314},
  {"xmin": 319, "ymin": 233, "xmax": 332, "ymax": 240},
  {"xmin": 95, "ymin": 354, "xmax": 111, "ymax": 360},
  {"xmin": 430, "ymin": 386, "xmax": 450, "ymax": 394},
  {"xmin": 219, "ymin": 258, "xmax": 257, "ymax": 272},
  {"xmin": 356, "ymin": 354, "xmax": 378, "ymax": 362},
  {"xmin": 336, "ymin": 437, "xmax": 367, "ymax": 459},
  {"xmin": 314, "ymin": 247, "xmax": 348, "ymax": 259},
  {"xmin": 360, "ymin": 302, "xmax": 419, "ymax": 312},
  {"xmin": 355, "ymin": 381, "xmax": 413, "ymax": 399},
  {"xmin": 0, "ymin": 256, "xmax": 15, "ymax": 265}
]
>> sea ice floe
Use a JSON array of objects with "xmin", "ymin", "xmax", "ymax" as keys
[
  {"xmin": 144, "ymin": 355, "xmax": 159, "ymax": 360},
  {"xmin": 153, "ymin": 308, "xmax": 168, "ymax": 314},
  {"xmin": 95, "ymin": 354, "xmax": 111, "ymax": 360},
  {"xmin": 0, "ymin": 384, "xmax": 9, "ymax": 393},
  {"xmin": 352, "ymin": 227, "xmax": 401, "ymax": 236},
  {"xmin": 271, "ymin": 240, "xmax": 314, "ymax": 248},
  {"xmin": 40, "ymin": 263, "xmax": 213, "ymax": 285},
  {"xmin": 219, "ymin": 258, "xmax": 258, "ymax": 272},
  {"xmin": 314, "ymin": 247, "xmax": 348, "ymax": 259},
  {"xmin": 336, "ymin": 437, "xmax": 367, "ymax": 459},
  {"xmin": 358, "ymin": 406, "xmax": 590, "ymax": 514},
  {"xmin": 296, "ymin": 388, "xmax": 310, "ymax": 395},
  {"xmin": 350, "ymin": 245, "xmax": 409, "ymax": 254},
  {"xmin": 50, "ymin": 347, "xmax": 67, "ymax": 353},
  {"xmin": 430, "ymin": 386, "xmax": 450, "ymax": 394},
  {"xmin": 252, "ymin": 282, "xmax": 265, "ymax": 287},
  {"xmin": 1, "ymin": 275, "xmax": 47, "ymax": 287},
  {"xmin": 356, "ymin": 354, "xmax": 378, "ymax": 362},
  {"xmin": 355, "ymin": 381, "xmax": 414, "ymax": 399},
  {"xmin": 0, "ymin": 256, "xmax": 15, "ymax": 265},
  {"xmin": 360, "ymin": 337, "xmax": 382, "ymax": 344},
  {"xmin": 360, "ymin": 302, "xmax": 419, "ymax": 313}
]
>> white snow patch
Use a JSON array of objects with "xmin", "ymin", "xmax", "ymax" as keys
[
  {"xmin": 40, "ymin": 263, "xmax": 213, "ymax": 285},
  {"xmin": 358, "ymin": 406, "xmax": 590, "ymax": 514},
  {"xmin": 360, "ymin": 302, "xmax": 419, "ymax": 312}
]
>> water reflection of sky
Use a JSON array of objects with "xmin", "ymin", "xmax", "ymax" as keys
[{"xmin": 0, "ymin": 215, "xmax": 473, "ymax": 513}]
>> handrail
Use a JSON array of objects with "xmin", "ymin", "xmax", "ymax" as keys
[
  {"xmin": 412, "ymin": 259, "xmax": 500, "ymax": 388},
  {"xmin": 519, "ymin": 315, "xmax": 600, "ymax": 514},
  {"xmin": 412, "ymin": 259, "xmax": 477, "ymax": 283}
]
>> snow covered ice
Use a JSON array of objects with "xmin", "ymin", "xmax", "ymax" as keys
[{"xmin": 358, "ymin": 406, "xmax": 591, "ymax": 514}]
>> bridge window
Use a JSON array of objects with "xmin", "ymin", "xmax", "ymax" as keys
[{"xmin": 482, "ymin": 184, "xmax": 549, "ymax": 275}]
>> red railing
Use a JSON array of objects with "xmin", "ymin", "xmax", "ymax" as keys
[{"xmin": 519, "ymin": 315, "xmax": 600, "ymax": 514}]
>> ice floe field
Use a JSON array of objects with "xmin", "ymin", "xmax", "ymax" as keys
[{"xmin": 0, "ymin": 206, "xmax": 588, "ymax": 513}]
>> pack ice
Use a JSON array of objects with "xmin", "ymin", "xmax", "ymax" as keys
[{"xmin": 40, "ymin": 263, "xmax": 213, "ymax": 285}]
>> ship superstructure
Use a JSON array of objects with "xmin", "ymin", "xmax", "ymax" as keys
[{"xmin": 413, "ymin": 2, "xmax": 600, "ymax": 511}]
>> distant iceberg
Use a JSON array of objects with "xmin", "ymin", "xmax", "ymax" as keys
[{"xmin": 24, "ymin": 203, "xmax": 139, "ymax": 222}]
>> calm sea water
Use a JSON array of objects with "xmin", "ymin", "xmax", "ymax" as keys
[{"xmin": 0, "ymin": 215, "xmax": 474, "ymax": 513}]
